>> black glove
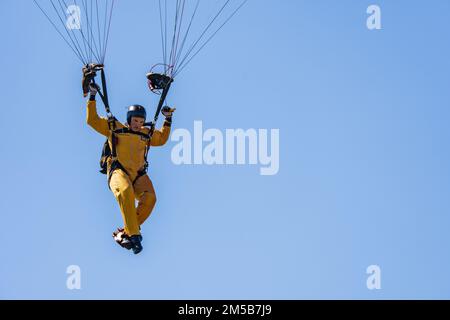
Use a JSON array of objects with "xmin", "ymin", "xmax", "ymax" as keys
[
  {"xmin": 162, "ymin": 106, "xmax": 175, "ymax": 126},
  {"xmin": 161, "ymin": 106, "xmax": 176, "ymax": 118},
  {"xmin": 82, "ymin": 64, "xmax": 103, "ymax": 97},
  {"xmin": 82, "ymin": 66, "xmax": 97, "ymax": 97},
  {"xmin": 89, "ymin": 83, "xmax": 100, "ymax": 97}
]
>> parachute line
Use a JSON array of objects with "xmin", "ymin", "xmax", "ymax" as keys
[
  {"xmin": 33, "ymin": 0, "xmax": 115, "ymax": 66},
  {"xmin": 156, "ymin": 0, "xmax": 249, "ymax": 78}
]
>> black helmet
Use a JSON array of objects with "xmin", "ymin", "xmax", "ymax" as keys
[{"xmin": 127, "ymin": 105, "xmax": 147, "ymax": 124}]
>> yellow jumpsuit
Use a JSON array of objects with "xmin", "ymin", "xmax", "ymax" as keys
[{"xmin": 86, "ymin": 100, "xmax": 171, "ymax": 236}]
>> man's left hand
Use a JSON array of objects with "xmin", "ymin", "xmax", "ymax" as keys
[{"xmin": 161, "ymin": 106, "xmax": 176, "ymax": 118}]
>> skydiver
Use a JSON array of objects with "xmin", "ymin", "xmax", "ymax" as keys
[{"xmin": 85, "ymin": 72, "xmax": 174, "ymax": 255}]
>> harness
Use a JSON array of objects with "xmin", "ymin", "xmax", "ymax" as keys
[
  {"xmin": 91, "ymin": 67, "xmax": 172, "ymax": 188},
  {"xmin": 110, "ymin": 127, "xmax": 151, "ymax": 182},
  {"xmin": 93, "ymin": 69, "xmax": 150, "ymax": 187}
]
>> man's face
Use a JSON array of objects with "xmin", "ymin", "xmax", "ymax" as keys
[{"xmin": 130, "ymin": 117, "xmax": 145, "ymax": 131}]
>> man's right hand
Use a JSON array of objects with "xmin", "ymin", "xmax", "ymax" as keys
[
  {"xmin": 89, "ymin": 83, "xmax": 100, "ymax": 97},
  {"xmin": 82, "ymin": 65, "xmax": 98, "ymax": 97}
]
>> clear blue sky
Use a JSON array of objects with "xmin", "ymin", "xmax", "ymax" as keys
[{"xmin": 1, "ymin": 0, "xmax": 450, "ymax": 299}]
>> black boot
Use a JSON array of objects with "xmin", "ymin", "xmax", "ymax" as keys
[
  {"xmin": 112, "ymin": 228, "xmax": 133, "ymax": 250},
  {"xmin": 130, "ymin": 235, "xmax": 143, "ymax": 255}
]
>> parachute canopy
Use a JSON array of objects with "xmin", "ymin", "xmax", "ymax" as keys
[{"xmin": 33, "ymin": 0, "xmax": 115, "ymax": 66}]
